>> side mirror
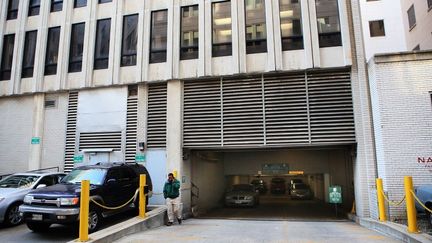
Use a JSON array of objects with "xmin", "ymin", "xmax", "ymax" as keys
[{"xmin": 36, "ymin": 184, "xmax": 47, "ymax": 189}]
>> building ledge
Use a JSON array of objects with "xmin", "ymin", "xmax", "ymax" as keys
[{"xmin": 372, "ymin": 50, "xmax": 432, "ymax": 64}]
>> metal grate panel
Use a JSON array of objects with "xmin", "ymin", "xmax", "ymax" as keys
[
  {"xmin": 125, "ymin": 96, "xmax": 138, "ymax": 162},
  {"xmin": 79, "ymin": 131, "xmax": 122, "ymax": 151},
  {"xmin": 63, "ymin": 91, "xmax": 78, "ymax": 172},
  {"xmin": 147, "ymin": 83, "xmax": 167, "ymax": 148}
]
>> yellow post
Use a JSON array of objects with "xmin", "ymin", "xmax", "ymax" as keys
[
  {"xmin": 376, "ymin": 178, "xmax": 387, "ymax": 221},
  {"xmin": 79, "ymin": 180, "xmax": 90, "ymax": 242},
  {"xmin": 139, "ymin": 174, "xmax": 146, "ymax": 218},
  {"xmin": 404, "ymin": 176, "xmax": 418, "ymax": 233}
]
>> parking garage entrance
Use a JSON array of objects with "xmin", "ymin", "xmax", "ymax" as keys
[{"xmin": 189, "ymin": 147, "xmax": 354, "ymax": 220}]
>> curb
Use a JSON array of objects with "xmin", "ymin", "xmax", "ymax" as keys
[
  {"xmin": 68, "ymin": 205, "xmax": 167, "ymax": 243},
  {"xmin": 348, "ymin": 213, "xmax": 432, "ymax": 243}
]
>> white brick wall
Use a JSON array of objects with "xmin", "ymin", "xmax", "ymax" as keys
[
  {"xmin": 369, "ymin": 51, "xmax": 432, "ymax": 219},
  {"xmin": 0, "ymin": 95, "xmax": 34, "ymax": 174}
]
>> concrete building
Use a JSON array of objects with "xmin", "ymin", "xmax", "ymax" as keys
[
  {"xmin": 360, "ymin": 0, "xmax": 432, "ymax": 60},
  {"xmin": 0, "ymin": 0, "xmax": 381, "ymax": 221}
]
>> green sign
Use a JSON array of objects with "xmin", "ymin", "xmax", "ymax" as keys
[
  {"xmin": 329, "ymin": 186, "xmax": 342, "ymax": 204},
  {"xmin": 262, "ymin": 163, "xmax": 289, "ymax": 175},
  {"xmin": 135, "ymin": 154, "xmax": 146, "ymax": 162},
  {"xmin": 73, "ymin": 155, "xmax": 84, "ymax": 163},
  {"xmin": 31, "ymin": 137, "xmax": 40, "ymax": 144}
]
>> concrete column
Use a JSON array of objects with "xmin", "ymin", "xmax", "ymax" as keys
[
  {"xmin": 28, "ymin": 93, "xmax": 45, "ymax": 170},
  {"xmin": 166, "ymin": 79, "xmax": 183, "ymax": 175}
]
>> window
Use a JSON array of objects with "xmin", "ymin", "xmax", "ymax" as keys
[
  {"xmin": 149, "ymin": 10, "xmax": 168, "ymax": 64},
  {"xmin": 94, "ymin": 19, "xmax": 111, "ymax": 70},
  {"xmin": 280, "ymin": 0, "xmax": 303, "ymax": 51},
  {"xmin": 99, "ymin": 0, "xmax": 111, "ymax": 3},
  {"xmin": 69, "ymin": 23, "xmax": 85, "ymax": 73},
  {"xmin": 407, "ymin": 5, "xmax": 416, "ymax": 30},
  {"xmin": 0, "ymin": 34, "xmax": 15, "ymax": 81},
  {"xmin": 180, "ymin": 5, "xmax": 199, "ymax": 60},
  {"xmin": 245, "ymin": 0, "xmax": 267, "ymax": 54},
  {"xmin": 44, "ymin": 27, "xmax": 61, "ymax": 75},
  {"xmin": 28, "ymin": 0, "xmax": 41, "ymax": 16},
  {"xmin": 74, "ymin": 0, "xmax": 87, "ymax": 8},
  {"xmin": 22, "ymin": 31, "xmax": 37, "ymax": 78},
  {"xmin": 369, "ymin": 20, "xmax": 385, "ymax": 37},
  {"xmin": 121, "ymin": 14, "xmax": 138, "ymax": 66},
  {"xmin": 51, "ymin": 0, "xmax": 63, "ymax": 12},
  {"xmin": 7, "ymin": 0, "xmax": 19, "ymax": 20},
  {"xmin": 315, "ymin": 0, "xmax": 342, "ymax": 48},
  {"xmin": 212, "ymin": 1, "xmax": 232, "ymax": 57}
]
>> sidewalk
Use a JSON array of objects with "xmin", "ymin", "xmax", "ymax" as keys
[{"xmin": 113, "ymin": 218, "xmax": 402, "ymax": 243}]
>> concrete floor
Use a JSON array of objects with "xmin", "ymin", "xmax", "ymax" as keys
[{"xmin": 114, "ymin": 218, "xmax": 401, "ymax": 243}]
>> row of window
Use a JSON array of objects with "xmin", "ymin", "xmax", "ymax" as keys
[
  {"xmin": 6, "ymin": 0, "xmax": 111, "ymax": 19},
  {"xmin": 1, "ymin": 0, "xmax": 342, "ymax": 81}
]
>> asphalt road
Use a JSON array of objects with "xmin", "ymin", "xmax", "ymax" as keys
[{"xmin": 0, "ymin": 210, "xmax": 136, "ymax": 243}]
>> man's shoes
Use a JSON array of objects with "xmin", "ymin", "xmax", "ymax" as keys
[
  {"xmin": 177, "ymin": 218, "xmax": 182, "ymax": 225},
  {"xmin": 166, "ymin": 222, "xmax": 173, "ymax": 226}
]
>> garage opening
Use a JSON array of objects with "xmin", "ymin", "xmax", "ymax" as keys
[{"xmin": 190, "ymin": 147, "xmax": 354, "ymax": 220}]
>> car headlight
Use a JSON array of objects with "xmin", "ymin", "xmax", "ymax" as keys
[
  {"xmin": 23, "ymin": 195, "xmax": 33, "ymax": 204},
  {"xmin": 59, "ymin": 197, "xmax": 79, "ymax": 206}
]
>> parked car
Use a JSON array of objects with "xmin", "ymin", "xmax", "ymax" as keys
[
  {"xmin": 0, "ymin": 172, "xmax": 65, "ymax": 226},
  {"xmin": 270, "ymin": 178, "xmax": 286, "ymax": 194},
  {"xmin": 289, "ymin": 179, "xmax": 303, "ymax": 194},
  {"xmin": 225, "ymin": 184, "xmax": 259, "ymax": 207},
  {"xmin": 290, "ymin": 183, "xmax": 313, "ymax": 200},
  {"xmin": 19, "ymin": 162, "xmax": 152, "ymax": 233},
  {"xmin": 250, "ymin": 179, "xmax": 268, "ymax": 194},
  {"xmin": 414, "ymin": 185, "xmax": 432, "ymax": 225}
]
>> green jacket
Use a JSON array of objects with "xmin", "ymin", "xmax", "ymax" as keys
[{"xmin": 163, "ymin": 179, "xmax": 180, "ymax": 199}]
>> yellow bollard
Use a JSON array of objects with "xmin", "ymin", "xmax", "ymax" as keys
[
  {"xmin": 173, "ymin": 170, "xmax": 178, "ymax": 179},
  {"xmin": 139, "ymin": 174, "xmax": 146, "ymax": 218},
  {"xmin": 376, "ymin": 178, "xmax": 387, "ymax": 221},
  {"xmin": 404, "ymin": 176, "xmax": 418, "ymax": 233},
  {"xmin": 79, "ymin": 180, "xmax": 90, "ymax": 242}
]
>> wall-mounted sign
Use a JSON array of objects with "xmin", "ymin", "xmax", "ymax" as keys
[
  {"xmin": 329, "ymin": 185, "xmax": 342, "ymax": 204},
  {"xmin": 31, "ymin": 137, "xmax": 40, "ymax": 144},
  {"xmin": 417, "ymin": 157, "xmax": 432, "ymax": 173},
  {"xmin": 135, "ymin": 154, "xmax": 146, "ymax": 162},
  {"xmin": 73, "ymin": 155, "xmax": 84, "ymax": 163},
  {"xmin": 262, "ymin": 163, "xmax": 289, "ymax": 175}
]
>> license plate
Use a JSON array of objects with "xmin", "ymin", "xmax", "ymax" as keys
[{"xmin": 32, "ymin": 214, "xmax": 43, "ymax": 221}]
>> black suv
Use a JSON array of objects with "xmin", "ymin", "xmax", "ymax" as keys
[{"xmin": 19, "ymin": 163, "xmax": 152, "ymax": 233}]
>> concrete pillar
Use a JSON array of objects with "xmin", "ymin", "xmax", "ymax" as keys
[
  {"xmin": 166, "ymin": 79, "xmax": 182, "ymax": 175},
  {"xmin": 28, "ymin": 93, "xmax": 45, "ymax": 170}
]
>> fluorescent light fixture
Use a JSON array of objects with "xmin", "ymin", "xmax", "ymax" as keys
[
  {"xmin": 280, "ymin": 10, "xmax": 293, "ymax": 18},
  {"xmin": 219, "ymin": 30, "xmax": 232, "ymax": 36},
  {"xmin": 214, "ymin": 17, "xmax": 231, "ymax": 25},
  {"xmin": 281, "ymin": 23, "xmax": 293, "ymax": 30}
]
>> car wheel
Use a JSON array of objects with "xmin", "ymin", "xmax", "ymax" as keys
[
  {"xmin": 26, "ymin": 222, "xmax": 51, "ymax": 232},
  {"xmin": 88, "ymin": 209, "xmax": 101, "ymax": 233},
  {"xmin": 4, "ymin": 203, "xmax": 23, "ymax": 226}
]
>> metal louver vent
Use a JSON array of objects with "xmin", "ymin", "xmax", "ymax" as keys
[
  {"xmin": 147, "ymin": 83, "xmax": 167, "ymax": 148},
  {"xmin": 125, "ymin": 96, "xmax": 138, "ymax": 162},
  {"xmin": 223, "ymin": 76, "xmax": 264, "ymax": 146},
  {"xmin": 264, "ymin": 73, "xmax": 309, "ymax": 145},
  {"xmin": 64, "ymin": 91, "xmax": 78, "ymax": 172},
  {"xmin": 307, "ymin": 71, "xmax": 355, "ymax": 143},
  {"xmin": 79, "ymin": 131, "xmax": 122, "ymax": 151},
  {"xmin": 183, "ymin": 79, "xmax": 221, "ymax": 147},
  {"xmin": 183, "ymin": 69, "xmax": 355, "ymax": 148}
]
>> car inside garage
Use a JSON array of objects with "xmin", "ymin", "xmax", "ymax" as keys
[{"xmin": 189, "ymin": 147, "xmax": 354, "ymax": 220}]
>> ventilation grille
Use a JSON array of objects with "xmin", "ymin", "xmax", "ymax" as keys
[
  {"xmin": 64, "ymin": 91, "xmax": 78, "ymax": 172},
  {"xmin": 183, "ymin": 69, "xmax": 355, "ymax": 148},
  {"xmin": 183, "ymin": 79, "xmax": 221, "ymax": 147},
  {"xmin": 125, "ymin": 96, "xmax": 138, "ymax": 162},
  {"xmin": 79, "ymin": 131, "xmax": 122, "ymax": 151},
  {"xmin": 147, "ymin": 83, "xmax": 167, "ymax": 148}
]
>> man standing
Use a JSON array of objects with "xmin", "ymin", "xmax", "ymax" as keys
[{"xmin": 163, "ymin": 173, "xmax": 182, "ymax": 226}]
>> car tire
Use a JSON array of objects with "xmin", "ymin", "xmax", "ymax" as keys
[
  {"xmin": 4, "ymin": 203, "xmax": 23, "ymax": 226},
  {"xmin": 88, "ymin": 208, "xmax": 101, "ymax": 233},
  {"xmin": 26, "ymin": 222, "xmax": 51, "ymax": 232}
]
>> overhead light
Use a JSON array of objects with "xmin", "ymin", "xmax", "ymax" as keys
[
  {"xmin": 281, "ymin": 23, "xmax": 293, "ymax": 30},
  {"xmin": 289, "ymin": 171, "xmax": 304, "ymax": 175},
  {"xmin": 280, "ymin": 10, "xmax": 293, "ymax": 18},
  {"xmin": 219, "ymin": 30, "xmax": 232, "ymax": 36},
  {"xmin": 215, "ymin": 17, "xmax": 231, "ymax": 25}
]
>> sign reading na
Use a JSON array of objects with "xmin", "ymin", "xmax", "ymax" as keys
[
  {"xmin": 135, "ymin": 154, "xmax": 146, "ymax": 162},
  {"xmin": 73, "ymin": 155, "xmax": 84, "ymax": 163},
  {"xmin": 262, "ymin": 163, "xmax": 289, "ymax": 175},
  {"xmin": 31, "ymin": 137, "xmax": 40, "ymax": 144},
  {"xmin": 329, "ymin": 185, "xmax": 342, "ymax": 204}
]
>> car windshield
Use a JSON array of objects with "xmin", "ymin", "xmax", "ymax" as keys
[
  {"xmin": 62, "ymin": 168, "xmax": 107, "ymax": 185},
  {"xmin": 0, "ymin": 175, "xmax": 40, "ymax": 188},
  {"xmin": 231, "ymin": 184, "xmax": 254, "ymax": 192},
  {"xmin": 294, "ymin": 184, "xmax": 308, "ymax": 189}
]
